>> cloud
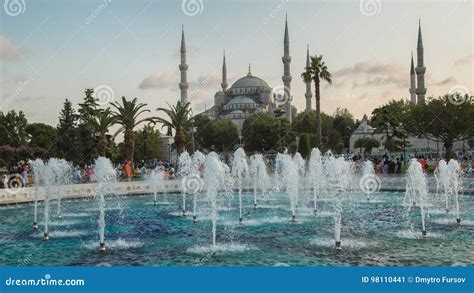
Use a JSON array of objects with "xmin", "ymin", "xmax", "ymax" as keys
[
  {"xmin": 454, "ymin": 54, "xmax": 473, "ymax": 67},
  {"xmin": 432, "ymin": 76, "xmax": 457, "ymax": 86},
  {"xmin": 138, "ymin": 72, "xmax": 176, "ymax": 90},
  {"xmin": 0, "ymin": 35, "xmax": 22, "ymax": 61},
  {"xmin": 330, "ymin": 60, "xmax": 408, "ymax": 89}
]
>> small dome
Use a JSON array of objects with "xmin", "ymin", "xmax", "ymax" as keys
[
  {"xmin": 214, "ymin": 91, "xmax": 225, "ymax": 97},
  {"xmin": 230, "ymin": 75, "xmax": 269, "ymax": 89},
  {"xmin": 226, "ymin": 96, "xmax": 257, "ymax": 105},
  {"xmin": 229, "ymin": 109, "xmax": 245, "ymax": 114}
]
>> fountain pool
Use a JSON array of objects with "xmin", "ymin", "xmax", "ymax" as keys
[{"xmin": 0, "ymin": 187, "xmax": 473, "ymax": 266}]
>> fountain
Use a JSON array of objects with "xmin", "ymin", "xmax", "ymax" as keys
[
  {"xmin": 448, "ymin": 159, "xmax": 462, "ymax": 225},
  {"xmin": 292, "ymin": 152, "xmax": 306, "ymax": 211},
  {"xmin": 203, "ymin": 152, "xmax": 229, "ymax": 255},
  {"xmin": 29, "ymin": 159, "xmax": 44, "ymax": 230},
  {"xmin": 177, "ymin": 151, "xmax": 193, "ymax": 217},
  {"xmin": 360, "ymin": 160, "xmax": 376, "ymax": 201},
  {"xmin": 434, "ymin": 160, "xmax": 451, "ymax": 213},
  {"xmin": 276, "ymin": 153, "xmax": 298, "ymax": 222},
  {"xmin": 404, "ymin": 159, "xmax": 429, "ymax": 237},
  {"xmin": 53, "ymin": 159, "xmax": 72, "ymax": 219},
  {"xmin": 308, "ymin": 148, "xmax": 323, "ymax": 215},
  {"xmin": 249, "ymin": 154, "xmax": 268, "ymax": 208},
  {"xmin": 41, "ymin": 160, "xmax": 56, "ymax": 241},
  {"xmin": 92, "ymin": 157, "xmax": 117, "ymax": 252},
  {"xmin": 191, "ymin": 151, "xmax": 206, "ymax": 223},
  {"xmin": 324, "ymin": 153, "xmax": 352, "ymax": 249},
  {"xmin": 148, "ymin": 169, "xmax": 164, "ymax": 205},
  {"xmin": 232, "ymin": 148, "xmax": 248, "ymax": 225}
]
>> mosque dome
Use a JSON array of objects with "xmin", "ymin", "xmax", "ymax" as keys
[{"xmin": 230, "ymin": 75, "xmax": 269, "ymax": 89}]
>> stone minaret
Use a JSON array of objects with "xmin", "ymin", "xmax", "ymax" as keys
[
  {"xmin": 282, "ymin": 14, "xmax": 292, "ymax": 122},
  {"xmin": 179, "ymin": 26, "xmax": 189, "ymax": 103},
  {"xmin": 409, "ymin": 52, "xmax": 416, "ymax": 104},
  {"xmin": 305, "ymin": 44, "xmax": 312, "ymax": 111},
  {"xmin": 221, "ymin": 51, "xmax": 228, "ymax": 92},
  {"xmin": 415, "ymin": 20, "xmax": 426, "ymax": 104}
]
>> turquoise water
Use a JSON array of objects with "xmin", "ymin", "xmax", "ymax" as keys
[{"xmin": 0, "ymin": 190, "xmax": 473, "ymax": 266}]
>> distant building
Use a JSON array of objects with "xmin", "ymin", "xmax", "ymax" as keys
[
  {"xmin": 349, "ymin": 115, "xmax": 468, "ymax": 157},
  {"xmin": 178, "ymin": 16, "xmax": 299, "ymax": 132}
]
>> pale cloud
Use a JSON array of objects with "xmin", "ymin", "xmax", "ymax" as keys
[
  {"xmin": 432, "ymin": 76, "xmax": 457, "ymax": 86},
  {"xmin": 138, "ymin": 72, "xmax": 176, "ymax": 90},
  {"xmin": 329, "ymin": 60, "xmax": 408, "ymax": 89},
  {"xmin": 454, "ymin": 54, "xmax": 473, "ymax": 67},
  {"xmin": 0, "ymin": 35, "xmax": 22, "ymax": 61}
]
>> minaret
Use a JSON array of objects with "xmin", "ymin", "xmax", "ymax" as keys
[
  {"xmin": 415, "ymin": 20, "xmax": 426, "ymax": 104},
  {"xmin": 282, "ymin": 14, "xmax": 292, "ymax": 122},
  {"xmin": 305, "ymin": 44, "xmax": 312, "ymax": 111},
  {"xmin": 221, "ymin": 51, "xmax": 228, "ymax": 92},
  {"xmin": 409, "ymin": 52, "xmax": 416, "ymax": 104},
  {"xmin": 179, "ymin": 25, "xmax": 189, "ymax": 103}
]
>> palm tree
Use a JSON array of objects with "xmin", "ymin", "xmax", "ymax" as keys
[
  {"xmin": 90, "ymin": 108, "xmax": 117, "ymax": 157},
  {"xmin": 301, "ymin": 55, "xmax": 332, "ymax": 148},
  {"xmin": 155, "ymin": 101, "xmax": 193, "ymax": 154},
  {"xmin": 111, "ymin": 97, "xmax": 155, "ymax": 162}
]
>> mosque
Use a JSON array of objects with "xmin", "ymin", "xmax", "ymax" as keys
[
  {"xmin": 177, "ymin": 16, "xmax": 304, "ymax": 130},
  {"xmin": 349, "ymin": 21, "xmax": 468, "ymax": 157}
]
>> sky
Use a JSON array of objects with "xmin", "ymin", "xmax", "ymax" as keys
[{"xmin": 0, "ymin": 0, "xmax": 473, "ymax": 130}]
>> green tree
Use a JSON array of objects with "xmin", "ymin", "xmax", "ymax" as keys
[
  {"xmin": 0, "ymin": 110, "xmax": 28, "ymax": 147},
  {"xmin": 332, "ymin": 107, "xmax": 356, "ymax": 150},
  {"xmin": 354, "ymin": 136, "xmax": 381, "ymax": 155},
  {"xmin": 210, "ymin": 118, "xmax": 239, "ymax": 152},
  {"xmin": 298, "ymin": 133, "xmax": 312, "ymax": 159},
  {"xmin": 134, "ymin": 125, "xmax": 162, "ymax": 161},
  {"xmin": 77, "ymin": 88, "xmax": 100, "ymax": 163},
  {"xmin": 90, "ymin": 108, "xmax": 117, "ymax": 157},
  {"xmin": 56, "ymin": 99, "xmax": 80, "ymax": 163},
  {"xmin": 26, "ymin": 123, "xmax": 57, "ymax": 153},
  {"xmin": 111, "ymin": 97, "xmax": 155, "ymax": 163},
  {"xmin": 371, "ymin": 99, "xmax": 410, "ymax": 152},
  {"xmin": 242, "ymin": 112, "xmax": 290, "ymax": 152},
  {"xmin": 301, "ymin": 55, "xmax": 332, "ymax": 148},
  {"xmin": 155, "ymin": 101, "xmax": 193, "ymax": 154},
  {"xmin": 407, "ymin": 93, "xmax": 473, "ymax": 159}
]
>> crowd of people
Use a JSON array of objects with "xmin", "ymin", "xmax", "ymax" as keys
[
  {"xmin": 352, "ymin": 150, "xmax": 473, "ymax": 175},
  {"xmin": 2, "ymin": 151, "xmax": 474, "ymax": 189}
]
